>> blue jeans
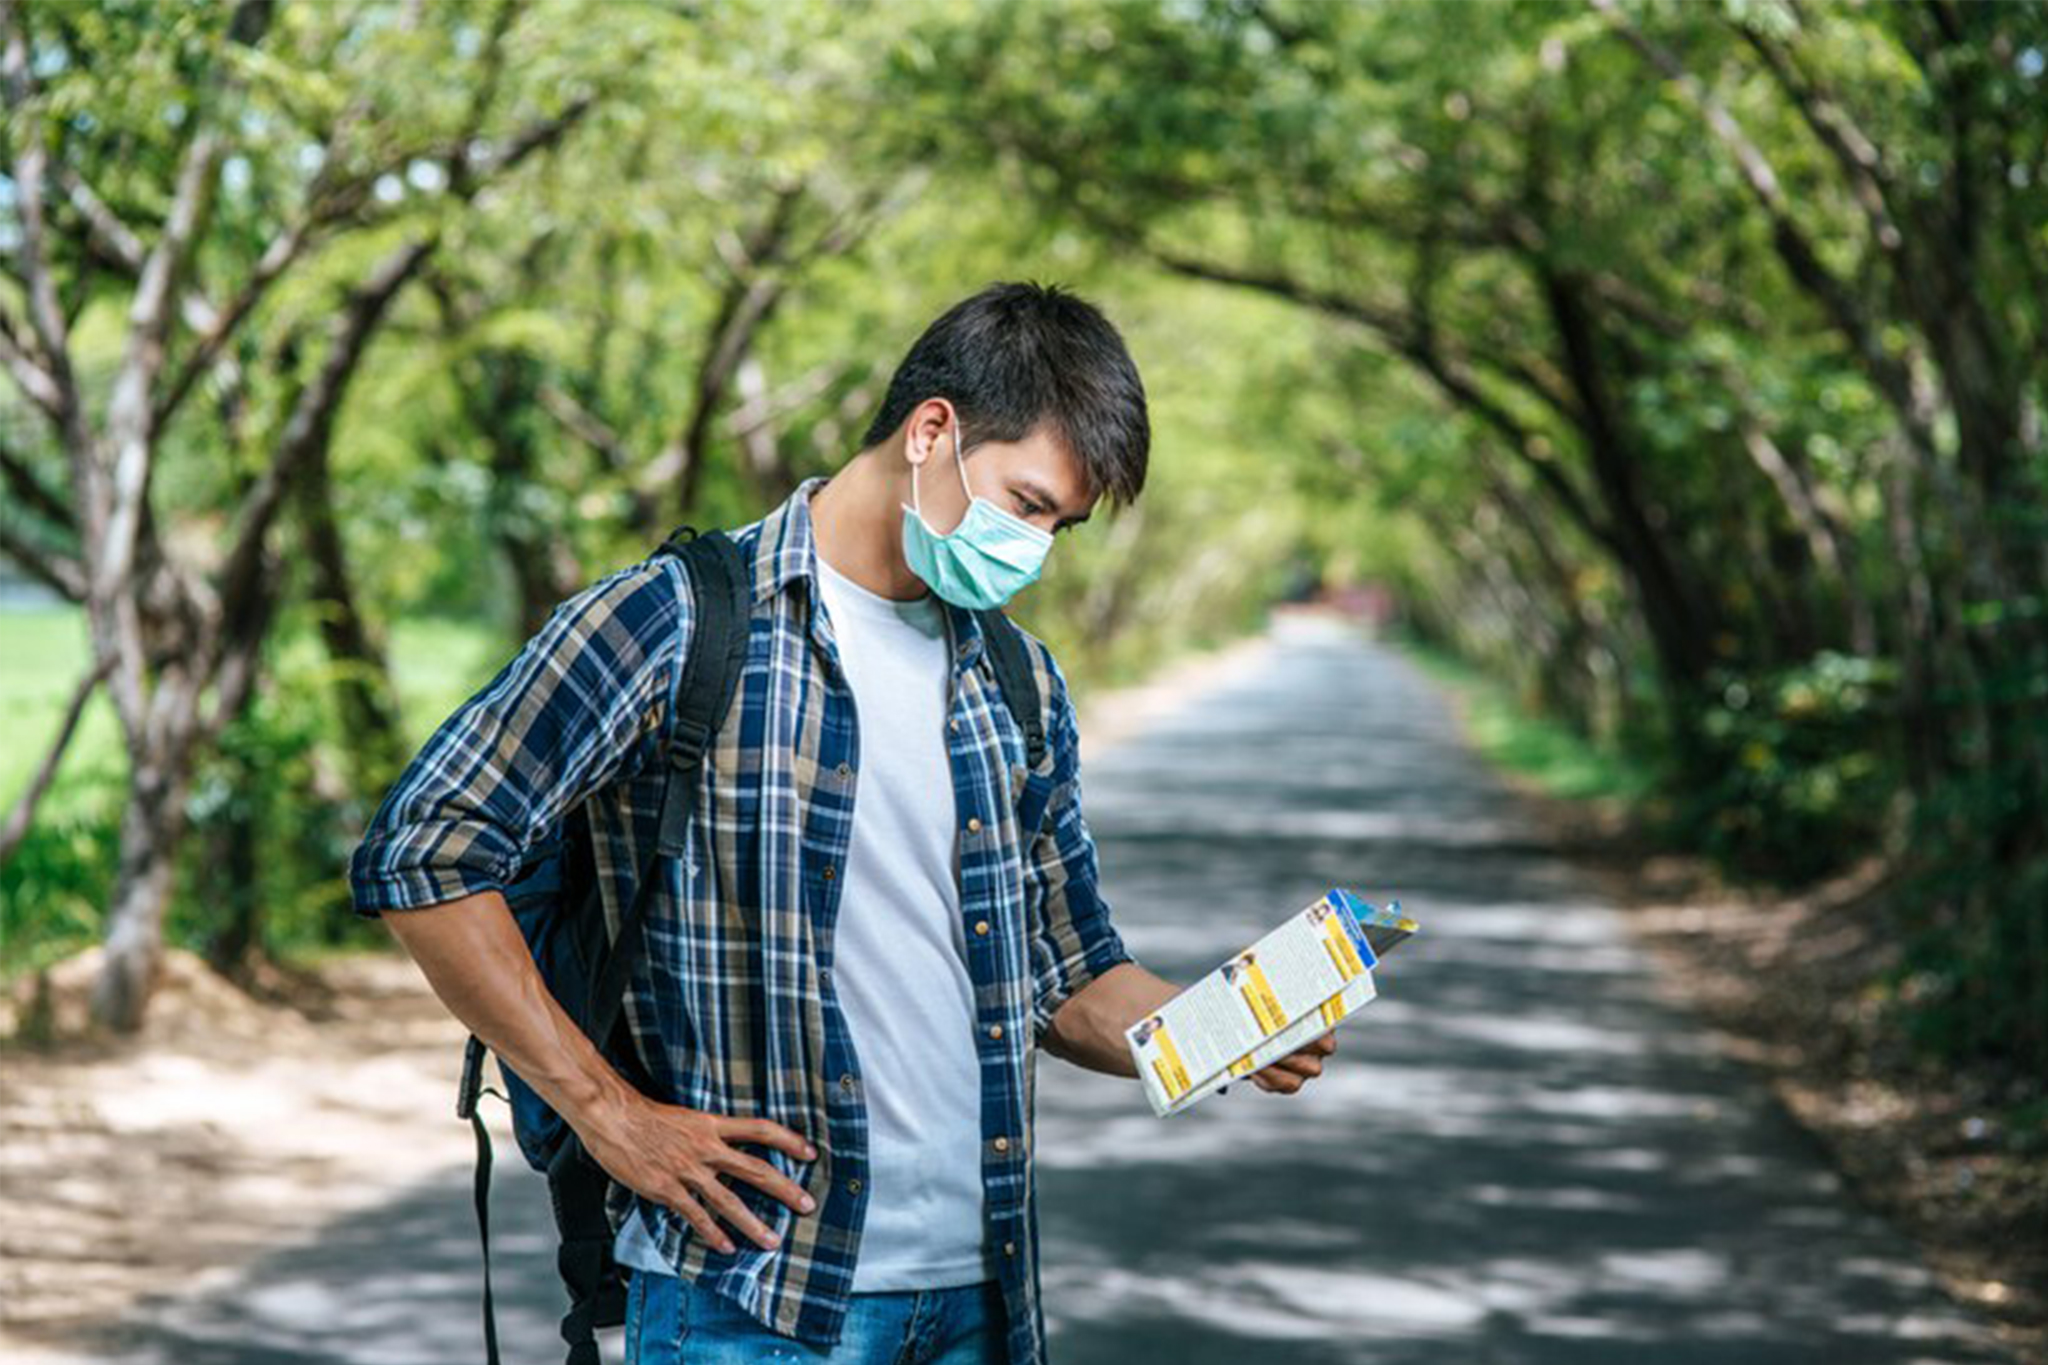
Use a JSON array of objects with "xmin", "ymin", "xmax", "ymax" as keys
[{"xmin": 622, "ymin": 1268, "xmax": 1006, "ymax": 1365}]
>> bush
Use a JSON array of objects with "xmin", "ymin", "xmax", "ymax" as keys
[{"xmin": 1680, "ymin": 653, "xmax": 1898, "ymax": 883}]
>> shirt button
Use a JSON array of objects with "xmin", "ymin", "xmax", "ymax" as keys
[
  {"xmin": 820, "ymin": 967, "xmax": 833, "ymax": 985},
  {"xmin": 847, "ymin": 1178, "xmax": 862, "ymax": 1195},
  {"xmin": 836, "ymin": 761, "xmax": 852, "ymax": 780},
  {"xmin": 992, "ymin": 1136, "xmax": 1010, "ymax": 1154},
  {"xmin": 821, "ymin": 864, "xmax": 835, "ymax": 880},
  {"xmin": 974, "ymin": 920, "xmax": 990, "ymax": 936},
  {"xmin": 950, "ymin": 718, "xmax": 961, "ymax": 733},
  {"xmin": 988, "ymin": 1024, "xmax": 1004, "ymax": 1040},
  {"xmin": 966, "ymin": 816, "xmax": 982, "ymax": 834},
  {"xmin": 839, "ymin": 1073, "xmax": 857, "ymax": 1093},
  {"xmin": 1003, "ymin": 1241, "xmax": 1017, "ymax": 1257}
]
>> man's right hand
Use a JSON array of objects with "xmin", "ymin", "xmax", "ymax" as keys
[
  {"xmin": 378, "ymin": 891, "xmax": 820, "ymax": 1256},
  {"xmin": 580, "ymin": 1092, "xmax": 818, "ymax": 1255}
]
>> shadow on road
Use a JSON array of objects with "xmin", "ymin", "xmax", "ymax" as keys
[
  {"xmin": 1033, "ymin": 619, "xmax": 2005, "ymax": 1364},
  {"xmin": 56, "ymin": 617, "xmax": 2007, "ymax": 1365}
]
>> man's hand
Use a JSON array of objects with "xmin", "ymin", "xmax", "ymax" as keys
[
  {"xmin": 580, "ymin": 1092, "xmax": 818, "ymax": 1255},
  {"xmin": 1247, "ymin": 1032, "xmax": 1337, "ymax": 1095},
  {"xmin": 379, "ymin": 891, "xmax": 819, "ymax": 1255},
  {"xmin": 1047, "ymin": 963, "xmax": 1344, "ymax": 1099}
]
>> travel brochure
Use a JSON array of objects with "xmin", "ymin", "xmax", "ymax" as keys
[{"xmin": 1126, "ymin": 888, "xmax": 1417, "ymax": 1117}]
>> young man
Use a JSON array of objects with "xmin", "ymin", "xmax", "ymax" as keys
[{"xmin": 348, "ymin": 282, "xmax": 1336, "ymax": 1365}]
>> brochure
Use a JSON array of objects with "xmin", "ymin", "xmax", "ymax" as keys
[{"xmin": 1125, "ymin": 888, "xmax": 1416, "ymax": 1117}]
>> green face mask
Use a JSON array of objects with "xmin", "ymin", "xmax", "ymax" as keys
[{"xmin": 899, "ymin": 412, "xmax": 1053, "ymax": 611}]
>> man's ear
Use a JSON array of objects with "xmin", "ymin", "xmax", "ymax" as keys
[{"xmin": 903, "ymin": 398, "xmax": 955, "ymax": 470}]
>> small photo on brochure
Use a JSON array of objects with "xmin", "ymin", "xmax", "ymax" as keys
[{"xmin": 1222, "ymin": 950, "xmax": 1288, "ymax": 1034}]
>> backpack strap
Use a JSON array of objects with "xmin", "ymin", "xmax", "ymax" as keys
[
  {"xmin": 585, "ymin": 526, "xmax": 750, "ymax": 1051},
  {"xmin": 552, "ymin": 527, "xmax": 751, "ymax": 1365},
  {"xmin": 470, "ymin": 528, "xmax": 752, "ymax": 1365},
  {"xmin": 974, "ymin": 606, "xmax": 1048, "ymax": 771}
]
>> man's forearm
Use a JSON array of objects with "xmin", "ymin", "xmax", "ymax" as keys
[
  {"xmin": 1041, "ymin": 961, "xmax": 1180, "ymax": 1076},
  {"xmin": 381, "ymin": 889, "xmax": 636, "ymax": 1131}
]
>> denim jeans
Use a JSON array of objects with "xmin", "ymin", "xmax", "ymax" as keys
[{"xmin": 622, "ymin": 1268, "xmax": 1006, "ymax": 1365}]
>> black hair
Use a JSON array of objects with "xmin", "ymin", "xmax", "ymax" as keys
[{"xmin": 861, "ymin": 280, "xmax": 1150, "ymax": 508}]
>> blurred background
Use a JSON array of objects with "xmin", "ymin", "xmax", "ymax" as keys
[{"xmin": 1, "ymin": 1, "xmax": 2043, "ymax": 1361}]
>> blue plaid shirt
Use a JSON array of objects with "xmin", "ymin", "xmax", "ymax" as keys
[{"xmin": 349, "ymin": 475, "xmax": 1134, "ymax": 1364}]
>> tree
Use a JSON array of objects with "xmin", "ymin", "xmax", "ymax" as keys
[
  {"xmin": 0, "ymin": 0, "xmax": 591, "ymax": 1029},
  {"xmin": 891, "ymin": 0, "xmax": 2048, "ymax": 1066}
]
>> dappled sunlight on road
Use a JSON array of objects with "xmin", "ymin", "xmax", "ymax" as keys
[
  {"xmin": 1032, "ymin": 616, "xmax": 2006, "ymax": 1364},
  {"xmin": 23, "ymin": 617, "xmax": 2007, "ymax": 1365}
]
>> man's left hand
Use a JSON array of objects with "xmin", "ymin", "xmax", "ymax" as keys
[{"xmin": 1249, "ymin": 1032, "xmax": 1336, "ymax": 1095}]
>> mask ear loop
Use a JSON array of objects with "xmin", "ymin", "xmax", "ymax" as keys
[
  {"xmin": 905, "ymin": 407, "xmax": 974, "ymax": 533},
  {"xmin": 950, "ymin": 408, "xmax": 977, "ymax": 507}
]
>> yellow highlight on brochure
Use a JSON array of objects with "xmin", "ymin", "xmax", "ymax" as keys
[
  {"xmin": 1321, "ymin": 916, "xmax": 1367, "ymax": 980},
  {"xmin": 1142, "ymin": 1021, "xmax": 1193, "ymax": 1100},
  {"xmin": 1319, "ymin": 994, "xmax": 1348, "ymax": 1028},
  {"xmin": 1227, "ymin": 954, "xmax": 1288, "ymax": 1034},
  {"xmin": 1227, "ymin": 1052, "xmax": 1259, "ymax": 1078}
]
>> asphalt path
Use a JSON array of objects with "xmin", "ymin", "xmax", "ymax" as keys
[{"xmin": 63, "ymin": 615, "xmax": 2006, "ymax": 1364}]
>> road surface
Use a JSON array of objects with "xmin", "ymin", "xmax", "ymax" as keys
[{"xmin": 64, "ymin": 615, "xmax": 2006, "ymax": 1364}]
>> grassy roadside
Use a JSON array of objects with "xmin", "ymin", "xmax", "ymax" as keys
[
  {"xmin": 1399, "ymin": 637, "xmax": 1657, "ymax": 806},
  {"xmin": 1, "ymin": 606, "xmax": 508, "ymax": 983},
  {"xmin": 1398, "ymin": 633, "xmax": 2048, "ymax": 1363}
]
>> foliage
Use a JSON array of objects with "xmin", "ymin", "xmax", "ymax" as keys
[
  {"xmin": 1, "ymin": 0, "xmax": 2043, "ymax": 1079},
  {"xmin": 1689, "ymin": 654, "xmax": 1898, "ymax": 881}
]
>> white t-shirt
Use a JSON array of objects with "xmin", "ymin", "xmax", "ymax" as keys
[{"xmin": 614, "ymin": 549, "xmax": 990, "ymax": 1289}]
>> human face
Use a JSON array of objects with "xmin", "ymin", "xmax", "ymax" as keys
[{"xmin": 903, "ymin": 400, "xmax": 1097, "ymax": 543}]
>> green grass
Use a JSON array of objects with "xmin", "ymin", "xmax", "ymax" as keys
[
  {"xmin": 0, "ymin": 607, "xmax": 125, "ymax": 816},
  {"xmin": 1401, "ymin": 638, "xmax": 1656, "ymax": 805},
  {"xmin": 1, "ymin": 606, "xmax": 508, "ymax": 816},
  {"xmin": 2, "ymin": 604, "xmax": 511, "ymax": 980}
]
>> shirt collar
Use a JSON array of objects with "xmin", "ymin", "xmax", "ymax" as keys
[{"xmin": 749, "ymin": 473, "xmax": 987, "ymax": 671}]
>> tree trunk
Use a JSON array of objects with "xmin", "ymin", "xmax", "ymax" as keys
[
  {"xmin": 201, "ymin": 778, "xmax": 262, "ymax": 980},
  {"xmin": 462, "ymin": 346, "xmax": 582, "ymax": 637},
  {"xmin": 297, "ymin": 436, "xmax": 406, "ymax": 797},
  {"xmin": 90, "ymin": 754, "xmax": 190, "ymax": 1032}
]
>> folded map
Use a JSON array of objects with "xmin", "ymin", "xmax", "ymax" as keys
[{"xmin": 1125, "ymin": 888, "xmax": 1417, "ymax": 1117}]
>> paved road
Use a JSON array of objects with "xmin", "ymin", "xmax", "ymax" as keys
[{"xmin": 64, "ymin": 616, "xmax": 2005, "ymax": 1363}]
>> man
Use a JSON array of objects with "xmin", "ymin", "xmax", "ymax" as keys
[{"xmin": 348, "ymin": 282, "xmax": 1337, "ymax": 1364}]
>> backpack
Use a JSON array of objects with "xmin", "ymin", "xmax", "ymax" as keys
[{"xmin": 452, "ymin": 523, "xmax": 1052, "ymax": 1365}]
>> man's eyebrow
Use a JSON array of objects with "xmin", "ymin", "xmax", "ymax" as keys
[{"xmin": 1017, "ymin": 477, "xmax": 1091, "ymax": 528}]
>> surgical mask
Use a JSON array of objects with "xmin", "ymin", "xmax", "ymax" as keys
[{"xmin": 900, "ymin": 413, "xmax": 1053, "ymax": 610}]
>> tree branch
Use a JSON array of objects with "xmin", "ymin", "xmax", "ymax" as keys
[
  {"xmin": 0, "ymin": 305, "xmax": 67, "ymax": 423},
  {"xmin": 1732, "ymin": 15, "xmax": 1904, "ymax": 253},
  {"xmin": 0, "ymin": 517, "xmax": 85, "ymax": 599},
  {"xmin": 153, "ymin": 96, "xmax": 590, "ymax": 433},
  {"xmin": 0, "ymin": 655, "xmax": 113, "ymax": 866},
  {"xmin": 655, "ymin": 184, "xmax": 805, "ymax": 514},
  {"xmin": 1, "ymin": 0, "xmax": 87, "ymax": 452},
  {"xmin": 0, "ymin": 440, "xmax": 74, "ymax": 529},
  {"xmin": 1146, "ymin": 245, "xmax": 1619, "ymax": 552},
  {"xmin": 538, "ymin": 381, "xmax": 631, "ymax": 469},
  {"xmin": 1589, "ymin": 0, "xmax": 1940, "ymax": 461},
  {"xmin": 95, "ymin": 125, "xmax": 226, "ymax": 622},
  {"xmin": 56, "ymin": 165, "xmax": 147, "ymax": 273},
  {"xmin": 214, "ymin": 237, "xmax": 436, "ymax": 632},
  {"xmin": 727, "ymin": 359, "xmax": 848, "ymax": 442}
]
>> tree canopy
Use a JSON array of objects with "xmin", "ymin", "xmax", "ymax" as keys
[{"xmin": 2, "ymin": 0, "xmax": 2043, "ymax": 1083}]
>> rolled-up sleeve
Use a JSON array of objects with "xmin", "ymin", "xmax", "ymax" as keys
[
  {"xmin": 1023, "ymin": 651, "xmax": 1135, "ymax": 1041},
  {"xmin": 348, "ymin": 558, "xmax": 693, "ymax": 917}
]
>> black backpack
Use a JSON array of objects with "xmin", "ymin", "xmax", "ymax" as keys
[{"xmin": 453, "ymin": 524, "xmax": 1052, "ymax": 1365}]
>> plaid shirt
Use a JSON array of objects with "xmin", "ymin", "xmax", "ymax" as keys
[{"xmin": 349, "ymin": 475, "xmax": 1133, "ymax": 1364}]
